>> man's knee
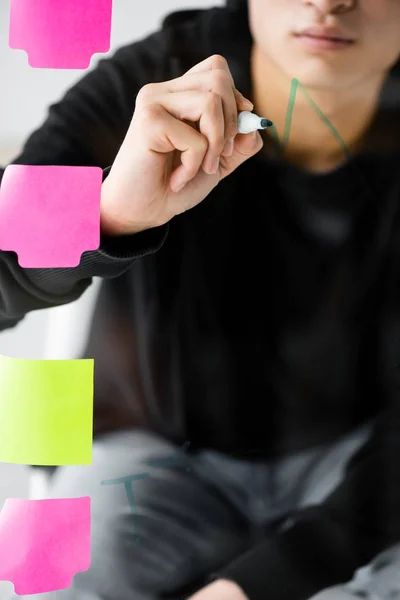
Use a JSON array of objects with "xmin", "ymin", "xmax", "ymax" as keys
[{"xmin": 45, "ymin": 431, "xmax": 197, "ymax": 596}]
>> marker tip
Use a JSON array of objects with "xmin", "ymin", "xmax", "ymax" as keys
[{"xmin": 260, "ymin": 119, "xmax": 273, "ymax": 129}]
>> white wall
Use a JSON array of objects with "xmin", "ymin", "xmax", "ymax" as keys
[
  {"xmin": 1, "ymin": 0, "xmax": 223, "ymax": 146},
  {"xmin": 0, "ymin": 2, "xmax": 222, "ymax": 596}
]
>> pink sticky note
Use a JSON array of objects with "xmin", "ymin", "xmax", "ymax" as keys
[
  {"xmin": 0, "ymin": 497, "xmax": 91, "ymax": 595},
  {"xmin": 0, "ymin": 165, "xmax": 102, "ymax": 267},
  {"xmin": 9, "ymin": 0, "xmax": 112, "ymax": 69}
]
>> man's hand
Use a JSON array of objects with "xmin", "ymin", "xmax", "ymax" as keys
[
  {"xmin": 101, "ymin": 54, "xmax": 261, "ymax": 236},
  {"xmin": 187, "ymin": 579, "xmax": 249, "ymax": 600}
]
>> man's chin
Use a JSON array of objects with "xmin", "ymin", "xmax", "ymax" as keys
[{"xmin": 285, "ymin": 63, "xmax": 350, "ymax": 93}]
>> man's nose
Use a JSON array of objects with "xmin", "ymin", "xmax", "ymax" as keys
[{"xmin": 302, "ymin": 0, "xmax": 356, "ymax": 15}]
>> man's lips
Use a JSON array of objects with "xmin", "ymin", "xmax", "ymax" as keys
[{"xmin": 294, "ymin": 26, "xmax": 355, "ymax": 45}]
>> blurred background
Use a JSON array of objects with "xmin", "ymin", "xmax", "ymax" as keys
[{"xmin": 0, "ymin": 1, "xmax": 222, "ymax": 595}]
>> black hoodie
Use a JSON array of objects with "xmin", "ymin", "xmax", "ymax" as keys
[{"xmin": 0, "ymin": 4, "xmax": 400, "ymax": 600}]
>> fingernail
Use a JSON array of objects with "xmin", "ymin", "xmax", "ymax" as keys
[{"xmin": 239, "ymin": 93, "xmax": 254, "ymax": 109}]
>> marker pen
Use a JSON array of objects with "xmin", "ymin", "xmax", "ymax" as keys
[{"xmin": 238, "ymin": 111, "xmax": 273, "ymax": 134}]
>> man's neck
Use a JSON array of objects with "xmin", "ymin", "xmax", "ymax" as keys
[{"xmin": 251, "ymin": 44, "xmax": 385, "ymax": 173}]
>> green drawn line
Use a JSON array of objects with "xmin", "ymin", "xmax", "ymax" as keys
[
  {"xmin": 277, "ymin": 76, "xmax": 349, "ymax": 157},
  {"xmin": 297, "ymin": 81, "xmax": 377, "ymax": 206},
  {"xmin": 100, "ymin": 443, "xmax": 192, "ymax": 546},
  {"xmin": 296, "ymin": 81, "xmax": 352, "ymax": 161},
  {"xmin": 283, "ymin": 78, "xmax": 299, "ymax": 148},
  {"xmin": 101, "ymin": 473, "xmax": 149, "ymax": 545},
  {"xmin": 267, "ymin": 77, "xmax": 376, "ymax": 208}
]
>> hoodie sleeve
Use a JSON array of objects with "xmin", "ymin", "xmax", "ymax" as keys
[{"xmin": 0, "ymin": 31, "xmax": 171, "ymax": 332}]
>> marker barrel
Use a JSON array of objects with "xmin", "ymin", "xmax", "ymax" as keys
[{"xmin": 238, "ymin": 111, "xmax": 271, "ymax": 134}]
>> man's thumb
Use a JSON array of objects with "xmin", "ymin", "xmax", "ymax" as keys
[{"xmin": 220, "ymin": 131, "xmax": 264, "ymax": 178}]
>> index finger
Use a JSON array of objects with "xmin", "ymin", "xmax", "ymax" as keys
[
  {"xmin": 185, "ymin": 54, "xmax": 251, "ymax": 108},
  {"xmin": 184, "ymin": 54, "xmax": 231, "ymax": 76}
]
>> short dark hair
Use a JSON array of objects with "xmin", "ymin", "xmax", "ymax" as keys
[{"xmin": 226, "ymin": 0, "xmax": 247, "ymax": 9}]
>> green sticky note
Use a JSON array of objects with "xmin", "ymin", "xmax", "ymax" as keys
[{"xmin": 0, "ymin": 355, "xmax": 93, "ymax": 465}]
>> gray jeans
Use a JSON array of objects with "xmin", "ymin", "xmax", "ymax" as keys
[{"xmin": 11, "ymin": 423, "xmax": 385, "ymax": 600}]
